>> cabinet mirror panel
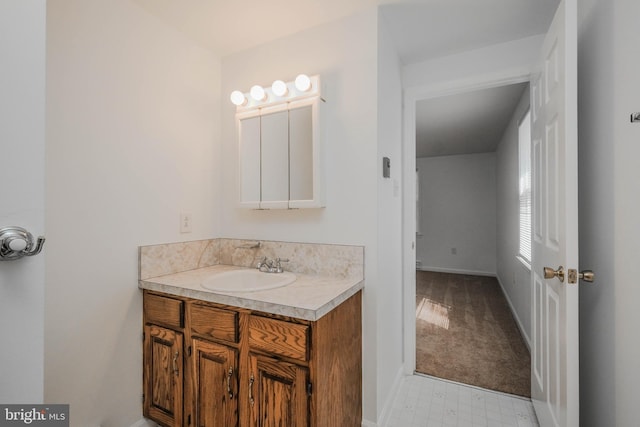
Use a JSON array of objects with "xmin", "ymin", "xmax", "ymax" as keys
[
  {"xmin": 237, "ymin": 96, "xmax": 323, "ymax": 209},
  {"xmin": 260, "ymin": 108, "xmax": 289, "ymax": 209},
  {"xmin": 289, "ymin": 105, "xmax": 313, "ymax": 202},
  {"xmin": 238, "ymin": 115, "xmax": 261, "ymax": 208}
]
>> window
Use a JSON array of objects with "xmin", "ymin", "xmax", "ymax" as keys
[{"xmin": 518, "ymin": 110, "xmax": 532, "ymax": 266}]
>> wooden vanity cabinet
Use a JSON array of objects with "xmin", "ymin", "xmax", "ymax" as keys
[{"xmin": 142, "ymin": 289, "xmax": 362, "ymax": 427}]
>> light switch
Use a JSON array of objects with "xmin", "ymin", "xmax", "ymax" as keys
[{"xmin": 383, "ymin": 157, "xmax": 391, "ymax": 178}]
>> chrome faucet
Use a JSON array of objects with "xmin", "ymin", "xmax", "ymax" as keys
[{"xmin": 256, "ymin": 257, "xmax": 289, "ymax": 273}]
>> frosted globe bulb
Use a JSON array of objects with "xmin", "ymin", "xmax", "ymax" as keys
[
  {"xmin": 272, "ymin": 80, "xmax": 288, "ymax": 97},
  {"xmin": 294, "ymin": 74, "xmax": 312, "ymax": 92},
  {"xmin": 250, "ymin": 85, "xmax": 266, "ymax": 101},
  {"xmin": 230, "ymin": 90, "xmax": 246, "ymax": 106}
]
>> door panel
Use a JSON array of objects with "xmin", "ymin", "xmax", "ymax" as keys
[
  {"xmin": 249, "ymin": 353, "xmax": 309, "ymax": 427},
  {"xmin": 0, "ymin": 1, "xmax": 46, "ymax": 403},
  {"xmin": 143, "ymin": 324, "xmax": 183, "ymax": 427},
  {"xmin": 192, "ymin": 339, "xmax": 239, "ymax": 427},
  {"xmin": 530, "ymin": 0, "xmax": 579, "ymax": 425}
]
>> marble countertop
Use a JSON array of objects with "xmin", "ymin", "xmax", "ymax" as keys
[{"xmin": 139, "ymin": 264, "xmax": 364, "ymax": 321}]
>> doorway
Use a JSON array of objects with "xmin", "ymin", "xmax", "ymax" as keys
[{"xmin": 403, "ymin": 79, "xmax": 534, "ymax": 394}]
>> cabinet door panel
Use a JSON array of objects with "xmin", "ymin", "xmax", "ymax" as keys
[
  {"xmin": 144, "ymin": 324, "xmax": 183, "ymax": 427},
  {"xmin": 249, "ymin": 353, "xmax": 308, "ymax": 427},
  {"xmin": 260, "ymin": 109, "xmax": 289, "ymax": 208},
  {"xmin": 289, "ymin": 104, "xmax": 313, "ymax": 202},
  {"xmin": 239, "ymin": 114, "xmax": 261, "ymax": 208},
  {"xmin": 192, "ymin": 339, "xmax": 239, "ymax": 427}
]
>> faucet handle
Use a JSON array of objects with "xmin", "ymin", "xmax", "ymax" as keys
[
  {"xmin": 274, "ymin": 258, "xmax": 289, "ymax": 273},
  {"xmin": 256, "ymin": 256, "xmax": 267, "ymax": 269}
]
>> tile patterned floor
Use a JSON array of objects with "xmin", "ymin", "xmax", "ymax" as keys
[{"xmin": 385, "ymin": 375, "xmax": 539, "ymax": 427}]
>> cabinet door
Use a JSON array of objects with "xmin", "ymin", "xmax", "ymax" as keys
[
  {"xmin": 191, "ymin": 339, "xmax": 239, "ymax": 427},
  {"xmin": 143, "ymin": 324, "xmax": 183, "ymax": 427},
  {"xmin": 288, "ymin": 102, "xmax": 313, "ymax": 204},
  {"xmin": 260, "ymin": 108, "xmax": 289, "ymax": 209},
  {"xmin": 248, "ymin": 353, "xmax": 309, "ymax": 427},
  {"xmin": 238, "ymin": 114, "xmax": 261, "ymax": 209},
  {"xmin": 288, "ymin": 97, "xmax": 324, "ymax": 209}
]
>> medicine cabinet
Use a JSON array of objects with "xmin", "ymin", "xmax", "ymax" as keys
[{"xmin": 237, "ymin": 96, "xmax": 324, "ymax": 209}]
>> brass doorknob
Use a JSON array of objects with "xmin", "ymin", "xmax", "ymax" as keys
[
  {"xmin": 543, "ymin": 266, "xmax": 565, "ymax": 282},
  {"xmin": 579, "ymin": 270, "xmax": 595, "ymax": 282}
]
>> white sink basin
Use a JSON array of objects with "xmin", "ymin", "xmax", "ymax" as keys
[{"xmin": 201, "ymin": 269, "xmax": 296, "ymax": 292}]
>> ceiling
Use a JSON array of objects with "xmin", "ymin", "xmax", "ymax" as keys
[
  {"xmin": 132, "ymin": 0, "xmax": 382, "ymax": 58},
  {"xmin": 132, "ymin": 0, "xmax": 558, "ymax": 158},
  {"xmin": 380, "ymin": 0, "xmax": 559, "ymax": 65},
  {"xmin": 415, "ymin": 83, "xmax": 528, "ymax": 158},
  {"xmin": 132, "ymin": 0, "xmax": 558, "ymax": 64}
]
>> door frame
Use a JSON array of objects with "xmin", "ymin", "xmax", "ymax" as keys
[{"xmin": 401, "ymin": 71, "xmax": 532, "ymax": 375}]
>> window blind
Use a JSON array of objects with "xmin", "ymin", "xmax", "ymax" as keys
[{"xmin": 518, "ymin": 111, "xmax": 532, "ymax": 264}]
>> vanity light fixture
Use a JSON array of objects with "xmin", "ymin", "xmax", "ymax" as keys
[
  {"xmin": 230, "ymin": 90, "xmax": 247, "ymax": 106},
  {"xmin": 230, "ymin": 74, "xmax": 320, "ymax": 110},
  {"xmin": 250, "ymin": 85, "xmax": 267, "ymax": 102},
  {"xmin": 294, "ymin": 74, "xmax": 312, "ymax": 92},
  {"xmin": 271, "ymin": 80, "xmax": 288, "ymax": 97}
]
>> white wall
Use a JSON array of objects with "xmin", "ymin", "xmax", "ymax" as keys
[
  {"xmin": 495, "ymin": 87, "xmax": 532, "ymax": 346},
  {"xmin": 403, "ymin": 35, "xmax": 543, "ymax": 94},
  {"xmin": 220, "ymin": 9, "xmax": 392, "ymax": 424},
  {"xmin": 45, "ymin": 1, "xmax": 220, "ymax": 425},
  {"xmin": 376, "ymin": 15, "xmax": 404, "ymax": 422},
  {"xmin": 0, "ymin": 0, "xmax": 46, "ymax": 403},
  {"xmin": 578, "ymin": 0, "xmax": 640, "ymax": 425},
  {"xmin": 416, "ymin": 153, "xmax": 496, "ymax": 276}
]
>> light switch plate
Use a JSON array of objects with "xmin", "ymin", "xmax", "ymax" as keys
[{"xmin": 383, "ymin": 157, "xmax": 391, "ymax": 178}]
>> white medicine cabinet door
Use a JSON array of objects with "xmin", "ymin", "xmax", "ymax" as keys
[
  {"xmin": 289, "ymin": 105, "xmax": 313, "ymax": 201},
  {"xmin": 288, "ymin": 98, "xmax": 323, "ymax": 208},
  {"xmin": 236, "ymin": 96, "xmax": 324, "ymax": 209},
  {"xmin": 238, "ymin": 111, "xmax": 261, "ymax": 209},
  {"xmin": 259, "ymin": 105, "xmax": 289, "ymax": 209}
]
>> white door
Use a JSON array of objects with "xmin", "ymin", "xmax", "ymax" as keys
[
  {"xmin": 529, "ymin": 0, "xmax": 579, "ymax": 425},
  {"xmin": 0, "ymin": 1, "xmax": 47, "ymax": 403}
]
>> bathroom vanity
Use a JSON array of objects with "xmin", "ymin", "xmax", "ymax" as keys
[{"xmin": 138, "ymin": 239, "xmax": 364, "ymax": 427}]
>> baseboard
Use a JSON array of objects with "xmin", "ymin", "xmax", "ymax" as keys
[
  {"xmin": 375, "ymin": 366, "xmax": 405, "ymax": 427},
  {"xmin": 130, "ymin": 419, "xmax": 157, "ymax": 427},
  {"xmin": 496, "ymin": 275, "xmax": 531, "ymax": 351},
  {"xmin": 417, "ymin": 266, "xmax": 496, "ymax": 277}
]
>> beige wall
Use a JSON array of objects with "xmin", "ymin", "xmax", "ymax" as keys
[{"xmin": 45, "ymin": 1, "xmax": 221, "ymax": 425}]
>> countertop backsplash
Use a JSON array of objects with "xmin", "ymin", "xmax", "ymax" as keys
[{"xmin": 139, "ymin": 238, "xmax": 364, "ymax": 281}]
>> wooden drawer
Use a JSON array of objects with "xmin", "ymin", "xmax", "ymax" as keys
[
  {"xmin": 143, "ymin": 292, "xmax": 184, "ymax": 330},
  {"xmin": 249, "ymin": 315, "xmax": 309, "ymax": 362},
  {"xmin": 190, "ymin": 304, "xmax": 239, "ymax": 343}
]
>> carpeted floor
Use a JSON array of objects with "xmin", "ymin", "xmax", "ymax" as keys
[{"xmin": 415, "ymin": 271, "xmax": 531, "ymax": 397}]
